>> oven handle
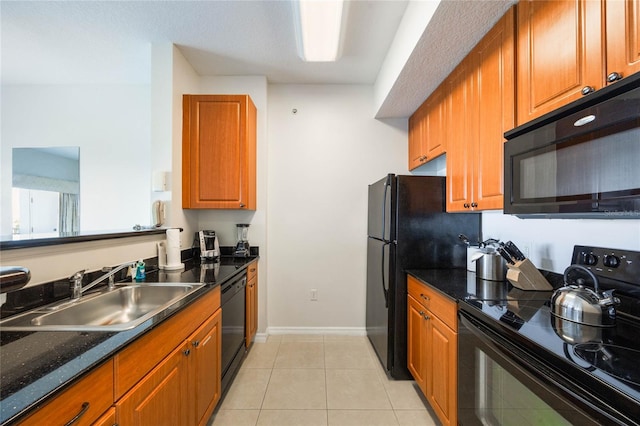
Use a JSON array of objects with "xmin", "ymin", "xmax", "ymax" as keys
[{"xmin": 459, "ymin": 310, "xmax": 638, "ymax": 426}]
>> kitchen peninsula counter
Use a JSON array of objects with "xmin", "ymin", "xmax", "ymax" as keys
[{"xmin": 0, "ymin": 256, "xmax": 257, "ymax": 425}]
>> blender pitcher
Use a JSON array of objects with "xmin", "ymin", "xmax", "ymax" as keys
[{"xmin": 234, "ymin": 224, "xmax": 250, "ymax": 257}]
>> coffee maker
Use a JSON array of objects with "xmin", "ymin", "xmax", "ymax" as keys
[
  {"xmin": 234, "ymin": 224, "xmax": 250, "ymax": 257},
  {"xmin": 197, "ymin": 230, "xmax": 220, "ymax": 260}
]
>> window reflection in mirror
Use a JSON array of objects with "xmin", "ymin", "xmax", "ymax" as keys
[{"xmin": 11, "ymin": 147, "xmax": 80, "ymax": 239}]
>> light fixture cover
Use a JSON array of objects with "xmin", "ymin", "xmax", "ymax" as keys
[{"xmin": 294, "ymin": 0, "xmax": 344, "ymax": 62}]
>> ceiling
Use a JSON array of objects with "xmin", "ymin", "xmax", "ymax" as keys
[{"xmin": 1, "ymin": 0, "xmax": 515, "ymax": 118}]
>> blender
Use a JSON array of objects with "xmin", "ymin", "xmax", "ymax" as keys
[{"xmin": 234, "ymin": 224, "xmax": 250, "ymax": 257}]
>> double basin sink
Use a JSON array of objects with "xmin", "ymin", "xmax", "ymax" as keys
[{"xmin": 0, "ymin": 283, "xmax": 205, "ymax": 332}]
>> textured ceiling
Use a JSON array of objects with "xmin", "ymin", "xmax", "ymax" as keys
[{"xmin": 1, "ymin": 0, "xmax": 516, "ymax": 118}]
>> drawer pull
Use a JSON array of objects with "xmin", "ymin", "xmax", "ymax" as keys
[
  {"xmin": 423, "ymin": 315, "xmax": 430, "ymax": 320},
  {"xmin": 420, "ymin": 294, "xmax": 430, "ymax": 301},
  {"xmin": 419, "ymin": 311, "xmax": 425, "ymax": 316},
  {"xmin": 184, "ymin": 349, "xmax": 191, "ymax": 356},
  {"xmin": 64, "ymin": 402, "xmax": 89, "ymax": 426},
  {"xmin": 192, "ymin": 340, "xmax": 200, "ymax": 347}
]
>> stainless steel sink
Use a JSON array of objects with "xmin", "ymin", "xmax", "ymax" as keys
[{"xmin": 0, "ymin": 283, "xmax": 204, "ymax": 332}]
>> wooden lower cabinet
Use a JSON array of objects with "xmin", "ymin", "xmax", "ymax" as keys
[
  {"xmin": 407, "ymin": 275, "xmax": 458, "ymax": 426},
  {"xmin": 191, "ymin": 308, "xmax": 222, "ymax": 426},
  {"xmin": 17, "ymin": 360, "xmax": 114, "ymax": 426},
  {"xmin": 245, "ymin": 261, "xmax": 258, "ymax": 347},
  {"xmin": 116, "ymin": 344, "xmax": 190, "ymax": 426},
  {"xmin": 93, "ymin": 407, "xmax": 116, "ymax": 426}
]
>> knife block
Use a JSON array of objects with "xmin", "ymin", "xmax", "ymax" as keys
[{"xmin": 506, "ymin": 259, "xmax": 553, "ymax": 291}]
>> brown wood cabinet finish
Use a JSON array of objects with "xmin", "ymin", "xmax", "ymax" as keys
[
  {"xmin": 606, "ymin": 0, "xmax": 640, "ymax": 80},
  {"xmin": 182, "ymin": 94, "xmax": 257, "ymax": 210},
  {"xmin": 447, "ymin": 7, "xmax": 514, "ymax": 212},
  {"xmin": 190, "ymin": 308, "xmax": 222, "ymax": 426},
  {"xmin": 245, "ymin": 261, "xmax": 258, "ymax": 348},
  {"xmin": 406, "ymin": 275, "xmax": 457, "ymax": 426},
  {"xmin": 408, "ymin": 82, "xmax": 447, "ymax": 170},
  {"xmin": 516, "ymin": 0, "xmax": 604, "ymax": 124},
  {"xmin": 17, "ymin": 360, "xmax": 114, "ymax": 426},
  {"xmin": 116, "ymin": 343, "xmax": 190, "ymax": 426},
  {"xmin": 93, "ymin": 407, "xmax": 116, "ymax": 426}
]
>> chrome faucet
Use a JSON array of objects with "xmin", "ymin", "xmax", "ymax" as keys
[{"xmin": 69, "ymin": 262, "xmax": 135, "ymax": 300}]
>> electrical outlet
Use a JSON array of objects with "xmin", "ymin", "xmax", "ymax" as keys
[{"xmin": 310, "ymin": 289, "xmax": 318, "ymax": 301}]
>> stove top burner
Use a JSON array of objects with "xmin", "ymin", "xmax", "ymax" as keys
[{"xmin": 574, "ymin": 343, "xmax": 640, "ymax": 387}]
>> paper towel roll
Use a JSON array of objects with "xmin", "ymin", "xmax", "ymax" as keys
[{"xmin": 165, "ymin": 229, "xmax": 183, "ymax": 270}]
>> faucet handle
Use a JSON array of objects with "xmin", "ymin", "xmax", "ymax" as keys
[{"xmin": 69, "ymin": 270, "xmax": 85, "ymax": 283}]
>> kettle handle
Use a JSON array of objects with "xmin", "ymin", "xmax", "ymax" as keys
[{"xmin": 564, "ymin": 264, "xmax": 600, "ymax": 293}]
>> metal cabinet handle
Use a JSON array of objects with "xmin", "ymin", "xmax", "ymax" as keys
[
  {"xmin": 420, "ymin": 155, "xmax": 427, "ymax": 162},
  {"xmin": 423, "ymin": 315, "xmax": 430, "ymax": 320},
  {"xmin": 581, "ymin": 86, "xmax": 595, "ymax": 95},
  {"xmin": 463, "ymin": 203, "xmax": 470, "ymax": 208},
  {"xmin": 420, "ymin": 294, "xmax": 429, "ymax": 301},
  {"xmin": 240, "ymin": 203, "xmax": 246, "ymax": 208},
  {"xmin": 419, "ymin": 310, "xmax": 425, "ymax": 316},
  {"xmin": 64, "ymin": 402, "xmax": 90, "ymax": 426},
  {"xmin": 607, "ymin": 72, "xmax": 623, "ymax": 83},
  {"xmin": 471, "ymin": 202, "xmax": 478, "ymax": 208},
  {"xmin": 192, "ymin": 340, "xmax": 200, "ymax": 347},
  {"xmin": 184, "ymin": 349, "xmax": 191, "ymax": 356}
]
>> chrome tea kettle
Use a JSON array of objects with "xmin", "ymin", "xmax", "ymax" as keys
[{"xmin": 551, "ymin": 264, "xmax": 620, "ymax": 327}]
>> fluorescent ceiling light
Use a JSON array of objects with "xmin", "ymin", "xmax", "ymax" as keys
[{"xmin": 295, "ymin": 0, "xmax": 344, "ymax": 62}]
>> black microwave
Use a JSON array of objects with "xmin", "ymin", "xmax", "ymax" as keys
[{"xmin": 504, "ymin": 72, "xmax": 640, "ymax": 218}]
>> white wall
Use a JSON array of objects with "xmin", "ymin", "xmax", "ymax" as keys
[
  {"xmin": 482, "ymin": 211, "xmax": 640, "ymax": 273},
  {"xmin": 192, "ymin": 75, "xmax": 269, "ymax": 335},
  {"xmin": 1, "ymin": 85, "xmax": 151, "ymax": 235},
  {"xmin": 266, "ymin": 84, "xmax": 406, "ymax": 332}
]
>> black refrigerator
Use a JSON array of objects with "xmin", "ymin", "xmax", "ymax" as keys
[{"xmin": 366, "ymin": 174, "xmax": 481, "ymax": 379}]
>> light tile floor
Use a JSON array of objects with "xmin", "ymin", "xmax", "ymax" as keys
[{"xmin": 208, "ymin": 335, "xmax": 439, "ymax": 426}]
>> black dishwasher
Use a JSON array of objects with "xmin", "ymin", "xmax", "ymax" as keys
[{"xmin": 220, "ymin": 273, "xmax": 246, "ymax": 394}]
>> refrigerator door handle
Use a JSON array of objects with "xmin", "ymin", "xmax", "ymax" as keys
[
  {"xmin": 381, "ymin": 178, "xmax": 390, "ymax": 241},
  {"xmin": 381, "ymin": 241, "xmax": 390, "ymax": 308}
]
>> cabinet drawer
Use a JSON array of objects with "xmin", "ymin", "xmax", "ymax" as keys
[
  {"xmin": 246, "ymin": 261, "xmax": 258, "ymax": 281},
  {"xmin": 114, "ymin": 286, "xmax": 220, "ymax": 399},
  {"xmin": 407, "ymin": 275, "xmax": 457, "ymax": 331},
  {"xmin": 18, "ymin": 360, "xmax": 114, "ymax": 426}
]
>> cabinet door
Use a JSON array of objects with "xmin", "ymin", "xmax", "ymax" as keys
[
  {"xmin": 408, "ymin": 103, "xmax": 427, "ymax": 170},
  {"xmin": 517, "ymin": 0, "xmax": 603, "ymax": 125},
  {"xmin": 92, "ymin": 407, "xmax": 116, "ymax": 426},
  {"xmin": 474, "ymin": 6, "xmax": 515, "ymax": 210},
  {"xmin": 424, "ymin": 84, "xmax": 447, "ymax": 160},
  {"xmin": 246, "ymin": 276, "xmax": 257, "ymax": 347},
  {"xmin": 446, "ymin": 57, "xmax": 476, "ymax": 211},
  {"xmin": 116, "ymin": 344, "xmax": 189, "ymax": 426},
  {"xmin": 191, "ymin": 308, "xmax": 222, "ymax": 426},
  {"xmin": 182, "ymin": 94, "xmax": 257, "ymax": 210},
  {"xmin": 18, "ymin": 360, "xmax": 114, "ymax": 426},
  {"xmin": 606, "ymin": 0, "xmax": 640, "ymax": 81},
  {"xmin": 426, "ymin": 313, "xmax": 458, "ymax": 426},
  {"xmin": 245, "ymin": 261, "xmax": 258, "ymax": 347},
  {"xmin": 407, "ymin": 295, "xmax": 427, "ymax": 392}
]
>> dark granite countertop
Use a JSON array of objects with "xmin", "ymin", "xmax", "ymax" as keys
[
  {"xmin": 406, "ymin": 268, "xmax": 565, "ymax": 305},
  {"xmin": 0, "ymin": 256, "xmax": 257, "ymax": 425}
]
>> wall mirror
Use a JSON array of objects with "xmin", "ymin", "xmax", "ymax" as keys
[
  {"xmin": 0, "ymin": 85, "xmax": 154, "ymax": 249},
  {"xmin": 11, "ymin": 147, "xmax": 81, "ymax": 238}
]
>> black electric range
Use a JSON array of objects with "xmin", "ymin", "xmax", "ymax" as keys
[{"xmin": 459, "ymin": 245, "xmax": 640, "ymax": 425}]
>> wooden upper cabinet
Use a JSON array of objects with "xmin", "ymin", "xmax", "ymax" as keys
[
  {"xmin": 606, "ymin": 0, "xmax": 640, "ymax": 81},
  {"xmin": 408, "ymin": 102, "xmax": 427, "ymax": 169},
  {"xmin": 183, "ymin": 94, "xmax": 257, "ymax": 210},
  {"xmin": 445, "ymin": 57, "xmax": 476, "ymax": 212},
  {"xmin": 408, "ymin": 84, "xmax": 447, "ymax": 171},
  {"xmin": 424, "ymin": 85, "xmax": 447, "ymax": 161},
  {"xmin": 516, "ymin": 0, "xmax": 603, "ymax": 125},
  {"xmin": 474, "ymin": 5, "xmax": 515, "ymax": 210},
  {"xmin": 446, "ymin": 6, "xmax": 514, "ymax": 212}
]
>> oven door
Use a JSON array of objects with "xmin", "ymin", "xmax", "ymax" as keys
[{"xmin": 458, "ymin": 309, "xmax": 618, "ymax": 425}]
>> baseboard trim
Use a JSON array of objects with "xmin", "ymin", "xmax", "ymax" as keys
[{"xmin": 265, "ymin": 326, "xmax": 366, "ymax": 336}]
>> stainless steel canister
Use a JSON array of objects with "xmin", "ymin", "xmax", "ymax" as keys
[{"xmin": 474, "ymin": 250, "xmax": 507, "ymax": 281}]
